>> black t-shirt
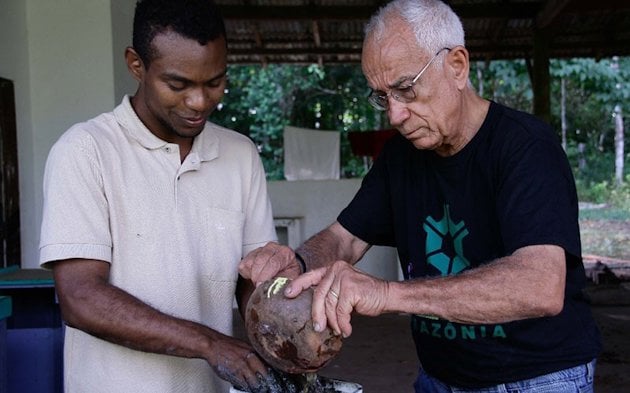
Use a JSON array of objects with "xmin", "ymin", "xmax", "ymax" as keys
[{"xmin": 337, "ymin": 102, "xmax": 601, "ymax": 387}]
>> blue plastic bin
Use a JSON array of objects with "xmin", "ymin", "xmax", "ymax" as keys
[{"xmin": 0, "ymin": 267, "xmax": 62, "ymax": 393}]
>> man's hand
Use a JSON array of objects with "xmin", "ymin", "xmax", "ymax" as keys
[
  {"xmin": 239, "ymin": 242, "xmax": 302, "ymax": 286},
  {"xmin": 285, "ymin": 261, "xmax": 390, "ymax": 338},
  {"xmin": 205, "ymin": 334, "xmax": 271, "ymax": 392},
  {"xmin": 208, "ymin": 336, "xmax": 308, "ymax": 393}
]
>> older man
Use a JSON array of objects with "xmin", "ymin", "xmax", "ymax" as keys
[{"xmin": 240, "ymin": 0, "xmax": 601, "ymax": 392}]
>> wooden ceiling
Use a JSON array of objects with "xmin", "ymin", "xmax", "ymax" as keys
[{"xmin": 217, "ymin": 0, "xmax": 630, "ymax": 65}]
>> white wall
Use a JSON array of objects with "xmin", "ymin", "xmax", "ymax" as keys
[
  {"xmin": 111, "ymin": 0, "xmax": 138, "ymax": 100},
  {"xmin": 0, "ymin": 0, "xmax": 117, "ymax": 268},
  {"xmin": 268, "ymin": 179, "xmax": 401, "ymax": 281}
]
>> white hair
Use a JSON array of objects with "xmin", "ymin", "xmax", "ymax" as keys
[{"xmin": 365, "ymin": 0, "xmax": 465, "ymax": 55}]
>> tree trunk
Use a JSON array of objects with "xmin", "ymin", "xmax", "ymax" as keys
[
  {"xmin": 614, "ymin": 104, "xmax": 625, "ymax": 186},
  {"xmin": 578, "ymin": 143, "xmax": 587, "ymax": 171}
]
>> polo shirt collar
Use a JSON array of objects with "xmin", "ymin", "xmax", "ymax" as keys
[
  {"xmin": 114, "ymin": 95, "xmax": 219, "ymax": 162},
  {"xmin": 190, "ymin": 124, "xmax": 219, "ymax": 162}
]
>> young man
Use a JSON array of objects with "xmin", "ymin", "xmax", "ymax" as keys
[
  {"xmin": 240, "ymin": 0, "xmax": 602, "ymax": 392},
  {"xmin": 40, "ymin": 1, "xmax": 277, "ymax": 391}
]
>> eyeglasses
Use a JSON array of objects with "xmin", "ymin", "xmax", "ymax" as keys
[{"xmin": 367, "ymin": 47, "xmax": 451, "ymax": 111}]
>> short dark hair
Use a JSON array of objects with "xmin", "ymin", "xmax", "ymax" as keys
[{"xmin": 132, "ymin": 0, "xmax": 227, "ymax": 67}]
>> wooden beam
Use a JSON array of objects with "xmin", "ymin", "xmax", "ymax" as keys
[
  {"xmin": 226, "ymin": 37, "xmax": 630, "ymax": 59},
  {"xmin": 252, "ymin": 23, "xmax": 268, "ymax": 67},
  {"xmin": 453, "ymin": 3, "xmax": 540, "ymax": 19},
  {"xmin": 312, "ymin": 20, "xmax": 321, "ymax": 47},
  {"xmin": 221, "ymin": 6, "xmax": 374, "ymax": 20},
  {"xmin": 312, "ymin": 21, "xmax": 323, "ymax": 66},
  {"xmin": 220, "ymin": 3, "xmax": 539, "ymax": 21},
  {"xmin": 536, "ymin": 0, "xmax": 573, "ymax": 28}
]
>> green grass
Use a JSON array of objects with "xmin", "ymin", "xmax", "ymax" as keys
[
  {"xmin": 579, "ymin": 206, "xmax": 630, "ymax": 221},
  {"xmin": 579, "ymin": 204, "xmax": 630, "ymax": 260}
]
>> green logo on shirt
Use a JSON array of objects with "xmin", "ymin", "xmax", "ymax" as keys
[
  {"xmin": 413, "ymin": 317, "xmax": 507, "ymax": 340},
  {"xmin": 417, "ymin": 205, "xmax": 507, "ymax": 341},
  {"xmin": 423, "ymin": 204, "xmax": 470, "ymax": 276}
]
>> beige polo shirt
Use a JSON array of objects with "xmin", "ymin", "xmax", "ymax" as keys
[{"xmin": 39, "ymin": 96, "xmax": 277, "ymax": 393}]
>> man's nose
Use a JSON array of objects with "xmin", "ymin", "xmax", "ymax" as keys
[
  {"xmin": 185, "ymin": 87, "xmax": 212, "ymax": 112},
  {"xmin": 387, "ymin": 98, "xmax": 410, "ymax": 127}
]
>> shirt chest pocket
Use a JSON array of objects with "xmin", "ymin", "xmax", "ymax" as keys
[{"xmin": 198, "ymin": 207, "xmax": 246, "ymax": 281}]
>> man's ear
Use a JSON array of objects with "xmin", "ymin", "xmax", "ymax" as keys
[
  {"xmin": 125, "ymin": 47, "xmax": 144, "ymax": 82},
  {"xmin": 447, "ymin": 46, "xmax": 470, "ymax": 90}
]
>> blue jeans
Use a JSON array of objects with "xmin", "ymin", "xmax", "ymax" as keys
[{"xmin": 414, "ymin": 359, "xmax": 596, "ymax": 393}]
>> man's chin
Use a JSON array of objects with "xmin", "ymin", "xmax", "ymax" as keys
[
  {"xmin": 408, "ymin": 135, "xmax": 440, "ymax": 151},
  {"xmin": 175, "ymin": 125, "xmax": 205, "ymax": 139}
]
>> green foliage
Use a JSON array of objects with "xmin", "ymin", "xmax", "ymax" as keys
[
  {"xmin": 550, "ymin": 57, "xmax": 629, "ymax": 147},
  {"xmin": 470, "ymin": 60, "xmax": 533, "ymax": 112},
  {"xmin": 210, "ymin": 64, "xmax": 384, "ymax": 179},
  {"xmin": 552, "ymin": 57, "xmax": 629, "ymax": 208},
  {"xmin": 609, "ymin": 175, "xmax": 630, "ymax": 210},
  {"xmin": 575, "ymin": 179, "xmax": 610, "ymax": 204},
  {"xmin": 575, "ymin": 172, "xmax": 630, "ymax": 212},
  {"xmin": 210, "ymin": 65, "xmax": 317, "ymax": 179}
]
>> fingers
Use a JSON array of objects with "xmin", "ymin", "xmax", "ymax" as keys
[
  {"xmin": 250, "ymin": 244, "xmax": 281, "ymax": 283},
  {"xmin": 212, "ymin": 343, "xmax": 269, "ymax": 392},
  {"xmin": 324, "ymin": 288, "xmax": 343, "ymax": 336},
  {"xmin": 242, "ymin": 352, "xmax": 267, "ymax": 391},
  {"xmin": 312, "ymin": 268, "xmax": 341, "ymax": 335},
  {"xmin": 239, "ymin": 242, "xmax": 300, "ymax": 285},
  {"xmin": 283, "ymin": 267, "xmax": 326, "ymax": 298},
  {"xmin": 310, "ymin": 262, "xmax": 359, "ymax": 338},
  {"xmin": 219, "ymin": 356, "xmax": 254, "ymax": 391},
  {"xmin": 336, "ymin": 292, "xmax": 355, "ymax": 338}
]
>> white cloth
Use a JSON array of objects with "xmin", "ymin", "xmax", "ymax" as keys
[
  {"xmin": 39, "ymin": 96, "xmax": 277, "ymax": 393},
  {"xmin": 283, "ymin": 125, "xmax": 340, "ymax": 180}
]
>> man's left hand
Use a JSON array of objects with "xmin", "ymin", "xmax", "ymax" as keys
[
  {"xmin": 285, "ymin": 261, "xmax": 390, "ymax": 338},
  {"xmin": 239, "ymin": 242, "xmax": 302, "ymax": 286}
]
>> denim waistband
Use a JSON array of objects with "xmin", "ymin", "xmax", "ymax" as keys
[{"xmin": 416, "ymin": 359, "xmax": 597, "ymax": 393}]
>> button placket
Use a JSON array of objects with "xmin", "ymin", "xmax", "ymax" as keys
[{"xmin": 162, "ymin": 144, "xmax": 180, "ymax": 206}]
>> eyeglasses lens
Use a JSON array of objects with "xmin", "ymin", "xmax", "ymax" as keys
[
  {"xmin": 368, "ymin": 88, "xmax": 415, "ymax": 111},
  {"xmin": 368, "ymin": 93, "xmax": 387, "ymax": 111}
]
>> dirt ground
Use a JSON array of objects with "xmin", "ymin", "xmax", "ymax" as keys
[
  {"xmin": 580, "ymin": 219, "xmax": 630, "ymax": 261},
  {"xmin": 234, "ymin": 282, "xmax": 630, "ymax": 392}
]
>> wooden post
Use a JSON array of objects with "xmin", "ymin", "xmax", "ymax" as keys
[
  {"xmin": 561, "ymin": 77, "xmax": 567, "ymax": 150},
  {"xmin": 532, "ymin": 29, "xmax": 551, "ymax": 124},
  {"xmin": 0, "ymin": 78, "xmax": 21, "ymax": 269}
]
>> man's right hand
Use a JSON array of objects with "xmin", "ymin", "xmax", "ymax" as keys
[
  {"xmin": 205, "ymin": 334, "xmax": 268, "ymax": 391},
  {"xmin": 239, "ymin": 242, "xmax": 302, "ymax": 286}
]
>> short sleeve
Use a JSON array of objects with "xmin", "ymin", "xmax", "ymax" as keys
[
  {"xmin": 39, "ymin": 129, "xmax": 113, "ymax": 267},
  {"xmin": 496, "ymin": 137, "xmax": 581, "ymax": 257}
]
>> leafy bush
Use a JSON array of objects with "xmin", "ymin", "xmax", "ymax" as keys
[{"xmin": 609, "ymin": 175, "xmax": 630, "ymax": 211}]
